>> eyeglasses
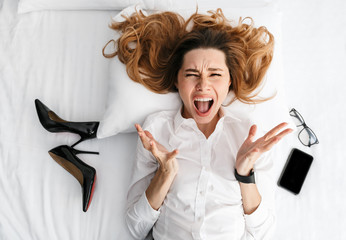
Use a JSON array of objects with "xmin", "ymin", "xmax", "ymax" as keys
[{"xmin": 289, "ymin": 108, "xmax": 319, "ymax": 147}]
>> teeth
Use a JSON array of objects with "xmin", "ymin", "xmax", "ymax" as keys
[{"xmin": 194, "ymin": 98, "xmax": 213, "ymax": 102}]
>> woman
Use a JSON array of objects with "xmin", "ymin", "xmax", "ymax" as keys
[{"xmin": 107, "ymin": 9, "xmax": 292, "ymax": 239}]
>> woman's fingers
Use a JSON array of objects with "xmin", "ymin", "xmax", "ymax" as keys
[
  {"xmin": 135, "ymin": 124, "xmax": 152, "ymax": 149},
  {"xmin": 167, "ymin": 149, "xmax": 179, "ymax": 160},
  {"xmin": 237, "ymin": 123, "xmax": 293, "ymax": 173},
  {"xmin": 135, "ymin": 124, "xmax": 146, "ymax": 138},
  {"xmin": 144, "ymin": 130, "xmax": 155, "ymax": 141},
  {"xmin": 150, "ymin": 140, "xmax": 160, "ymax": 160},
  {"xmin": 263, "ymin": 122, "xmax": 288, "ymax": 141},
  {"xmin": 135, "ymin": 124, "xmax": 156, "ymax": 142},
  {"xmin": 262, "ymin": 128, "xmax": 293, "ymax": 151},
  {"xmin": 246, "ymin": 125, "xmax": 257, "ymax": 142},
  {"xmin": 276, "ymin": 128, "xmax": 294, "ymax": 139},
  {"xmin": 135, "ymin": 123, "xmax": 142, "ymax": 132},
  {"xmin": 151, "ymin": 140, "xmax": 178, "ymax": 163}
]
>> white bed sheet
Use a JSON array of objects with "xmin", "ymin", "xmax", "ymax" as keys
[
  {"xmin": 274, "ymin": 0, "xmax": 346, "ymax": 239},
  {"xmin": 1, "ymin": 0, "xmax": 346, "ymax": 239},
  {"xmin": 0, "ymin": 1, "xmax": 128, "ymax": 239}
]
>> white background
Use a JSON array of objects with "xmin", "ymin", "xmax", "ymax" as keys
[{"xmin": 275, "ymin": 0, "xmax": 346, "ymax": 239}]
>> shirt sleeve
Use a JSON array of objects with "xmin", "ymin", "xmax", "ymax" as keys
[
  {"xmin": 126, "ymin": 191, "xmax": 161, "ymax": 239},
  {"xmin": 243, "ymin": 150, "xmax": 276, "ymax": 240},
  {"xmin": 125, "ymin": 122, "xmax": 161, "ymax": 240}
]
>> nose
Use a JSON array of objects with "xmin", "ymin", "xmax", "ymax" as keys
[{"xmin": 196, "ymin": 75, "xmax": 210, "ymax": 91}]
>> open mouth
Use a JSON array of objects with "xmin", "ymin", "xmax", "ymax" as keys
[{"xmin": 194, "ymin": 97, "xmax": 214, "ymax": 115}]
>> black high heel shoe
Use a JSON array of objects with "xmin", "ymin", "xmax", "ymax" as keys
[
  {"xmin": 35, "ymin": 99, "xmax": 99, "ymax": 147},
  {"xmin": 48, "ymin": 145, "xmax": 98, "ymax": 212}
]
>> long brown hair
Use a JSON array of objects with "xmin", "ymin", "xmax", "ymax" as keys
[{"xmin": 103, "ymin": 9, "xmax": 274, "ymax": 103}]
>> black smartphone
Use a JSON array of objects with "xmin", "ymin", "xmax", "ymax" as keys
[{"xmin": 278, "ymin": 148, "xmax": 313, "ymax": 194}]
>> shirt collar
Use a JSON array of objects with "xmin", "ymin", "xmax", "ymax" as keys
[
  {"xmin": 222, "ymin": 107, "xmax": 242, "ymax": 123},
  {"xmin": 173, "ymin": 106, "xmax": 242, "ymax": 134}
]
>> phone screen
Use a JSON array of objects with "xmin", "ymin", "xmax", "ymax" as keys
[{"xmin": 278, "ymin": 148, "xmax": 313, "ymax": 194}]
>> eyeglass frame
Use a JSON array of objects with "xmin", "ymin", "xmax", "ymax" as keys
[{"xmin": 289, "ymin": 108, "xmax": 319, "ymax": 147}]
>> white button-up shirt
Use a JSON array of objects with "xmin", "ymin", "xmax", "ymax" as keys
[{"xmin": 126, "ymin": 107, "xmax": 275, "ymax": 240}]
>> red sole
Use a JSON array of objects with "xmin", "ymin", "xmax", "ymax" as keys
[{"xmin": 86, "ymin": 174, "xmax": 97, "ymax": 211}]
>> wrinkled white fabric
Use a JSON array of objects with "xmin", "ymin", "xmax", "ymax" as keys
[{"xmin": 126, "ymin": 107, "xmax": 276, "ymax": 240}]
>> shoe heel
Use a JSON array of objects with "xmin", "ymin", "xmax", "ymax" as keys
[
  {"xmin": 71, "ymin": 138, "xmax": 84, "ymax": 148},
  {"xmin": 73, "ymin": 148, "xmax": 99, "ymax": 155}
]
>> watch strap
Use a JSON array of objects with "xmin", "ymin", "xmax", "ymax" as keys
[{"xmin": 234, "ymin": 169, "xmax": 256, "ymax": 184}]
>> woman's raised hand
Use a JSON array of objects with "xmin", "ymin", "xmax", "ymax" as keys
[
  {"xmin": 135, "ymin": 124, "xmax": 179, "ymax": 176},
  {"xmin": 236, "ymin": 122, "xmax": 293, "ymax": 176}
]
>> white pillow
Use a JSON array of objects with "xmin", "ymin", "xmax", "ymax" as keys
[
  {"xmin": 197, "ymin": 0, "xmax": 274, "ymax": 8},
  {"xmin": 97, "ymin": 56, "xmax": 181, "ymax": 138},
  {"xmin": 97, "ymin": 3, "xmax": 292, "ymax": 138},
  {"xmin": 17, "ymin": 0, "xmax": 198, "ymax": 14}
]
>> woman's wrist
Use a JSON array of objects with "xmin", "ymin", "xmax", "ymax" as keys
[
  {"xmin": 235, "ymin": 156, "xmax": 254, "ymax": 176},
  {"xmin": 146, "ymin": 168, "xmax": 177, "ymax": 210},
  {"xmin": 235, "ymin": 165, "xmax": 253, "ymax": 177},
  {"xmin": 236, "ymin": 168, "xmax": 251, "ymax": 176}
]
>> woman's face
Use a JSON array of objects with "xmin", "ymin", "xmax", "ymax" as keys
[{"xmin": 176, "ymin": 48, "xmax": 231, "ymax": 126}]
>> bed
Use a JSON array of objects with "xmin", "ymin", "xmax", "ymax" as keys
[{"xmin": 1, "ymin": 0, "xmax": 346, "ymax": 239}]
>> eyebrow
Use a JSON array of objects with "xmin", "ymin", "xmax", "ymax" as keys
[{"xmin": 185, "ymin": 68, "xmax": 223, "ymax": 72}]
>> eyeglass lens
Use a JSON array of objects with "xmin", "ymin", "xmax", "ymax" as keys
[{"xmin": 298, "ymin": 127, "xmax": 318, "ymax": 147}]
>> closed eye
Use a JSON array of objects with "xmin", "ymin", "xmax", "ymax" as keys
[
  {"xmin": 185, "ymin": 74, "xmax": 199, "ymax": 77},
  {"xmin": 210, "ymin": 73, "xmax": 221, "ymax": 77}
]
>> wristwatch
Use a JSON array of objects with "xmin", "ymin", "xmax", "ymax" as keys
[{"xmin": 234, "ymin": 169, "xmax": 256, "ymax": 184}]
